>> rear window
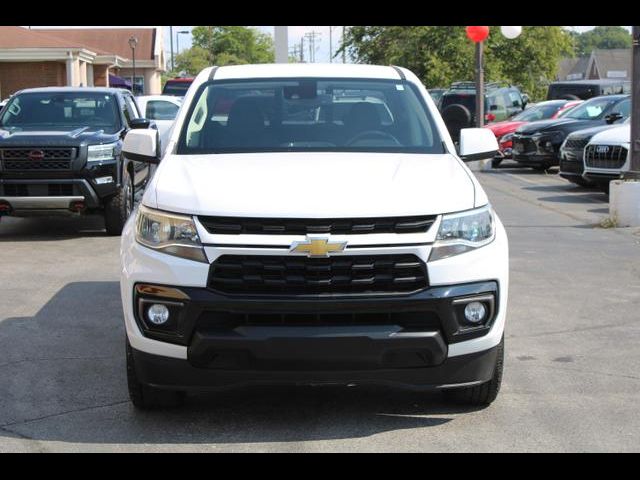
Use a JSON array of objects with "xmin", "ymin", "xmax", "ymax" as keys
[{"xmin": 162, "ymin": 80, "xmax": 192, "ymax": 96}]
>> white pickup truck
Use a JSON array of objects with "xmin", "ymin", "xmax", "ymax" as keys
[{"xmin": 119, "ymin": 63, "xmax": 508, "ymax": 409}]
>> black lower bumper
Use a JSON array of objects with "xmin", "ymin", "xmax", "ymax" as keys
[
  {"xmin": 583, "ymin": 172, "xmax": 619, "ymax": 185},
  {"xmin": 513, "ymin": 151, "xmax": 558, "ymax": 167},
  {"xmin": 131, "ymin": 342, "xmax": 500, "ymax": 391}
]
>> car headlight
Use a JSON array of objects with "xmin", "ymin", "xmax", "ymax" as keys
[
  {"xmin": 499, "ymin": 133, "xmax": 514, "ymax": 143},
  {"xmin": 87, "ymin": 142, "xmax": 118, "ymax": 163},
  {"xmin": 429, "ymin": 205, "xmax": 495, "ymax": 261},
  {"xmin": 135, "ymin": 205, "xmax": 207, "ymax": 262}
]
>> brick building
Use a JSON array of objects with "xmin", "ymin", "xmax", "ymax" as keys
[{"xmin": 0, "ymin": 26, "xmax": 166, "ymax": 99}]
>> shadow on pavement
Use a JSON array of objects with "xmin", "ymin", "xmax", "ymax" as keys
[
  {"xmin": 0, "ymin": 215, "xmax": 108, "ymax": 241},
  {"xmin": 536, "ymin": 194, "xmax": 607, "ymax": 204},
  {"xmin": 0, "ymin": 282, "xmax": 481, "ymax": 446}
]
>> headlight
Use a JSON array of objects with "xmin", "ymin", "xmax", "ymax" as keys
[
  {"xmin": 429, "ymin": 205, "xmax": 495, "ymax": 261},
  {"xmin": 135, "ymin": 205, "xmax": 207, "ymax": 262},
  {"xmin": 499, "ymin": 133, "xmax": 514, "ymax": 143},
  {"xmin": 87, "ymin": 142, "xmax": 118, "ymax": 163}
]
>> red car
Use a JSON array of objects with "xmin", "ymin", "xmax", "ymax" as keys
[
  {"xmin": 485, "ymin": 99, "xmax": 582, "ymax": 166},
  {"xmin": 162, "ymin": 77, "xmax": 195, "ymax": 97}
]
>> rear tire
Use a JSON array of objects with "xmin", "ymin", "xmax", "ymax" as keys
[
  {"xmin": 104, "ymin": 167, "xmax": 134, "ymax": 236},
  {"xmin": 443, "ymin": 337, "xmax": 504, "ymax": 407},
  {"xmin": 491, "ymin": 158, "xmax": 503, "ymax": 168},
  {"xmin": 126, "ymin": 339, "xmax": 184, "ymax": 409}
]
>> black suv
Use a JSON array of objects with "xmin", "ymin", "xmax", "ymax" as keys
[
  {"xmin": 439, "ymin": 81, "xmax": 528, "ymax": 141},
  {"xmin": 547, "ymin": 79, "xmax": 630, "ymax": 101},
  {"xmin": 0, "ymin": 87, "xmax": 157, "ymax": 235},
  {"xmin": 511, "ymin": 94, "xmax": 629, "ymax": 171}
]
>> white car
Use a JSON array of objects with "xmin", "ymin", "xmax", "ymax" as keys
[
  {"xmin": 120, "ymin": 64, "xmax": 508, "ymax": 409},
  {"xmin": 583, "ymin": 121, "xmax": 630, "ymax": 193},
  {"xmin": 135, "ymin": 95, "xmax": 182, "ymax": 153}
]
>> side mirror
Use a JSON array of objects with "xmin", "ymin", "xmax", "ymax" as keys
[
  {"xmin": 458, "ymin": 128, "xmax": 499, "ymax": 162},
  {"xmin": 605, "ymin": 112, "xmax": 623, "ymax": 124},
  {"xmin": 123, "ymin": 129, "xmax": 160, "ymax": 164},
  {"xmin": 130, "ymin": 118, "xmax": 153, "ymax": 129}
]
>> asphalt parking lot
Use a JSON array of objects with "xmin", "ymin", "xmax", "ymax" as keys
[{"xmin": 1, "ymin": 163, "xmax": 639, "ymax": 452}]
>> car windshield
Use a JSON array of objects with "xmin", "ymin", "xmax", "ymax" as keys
[
  {"xmin": 178, "ymin": 78, "xmax": 443, "ymax": 154},
  {"xmin": 563, "ymin": 97, "xmax": 622, "ymax": 120},
  {"xmin": 511, "ymin": 103, "xmax": 563, "ymax": 122},
  {"xmin": 0, "ymin": 92, "xmax": 120, "ymax": 133}
]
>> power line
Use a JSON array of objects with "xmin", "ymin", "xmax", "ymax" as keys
[{"xmin": 304, "ymin": 30, "xmax": 322, "ymax": 63}]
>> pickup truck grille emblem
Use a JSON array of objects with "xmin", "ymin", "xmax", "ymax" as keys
[
  {"xmin": 290, "ymin": 237, "xmax": 347, "ymax": 257},
  {"xmin": 28, "ymin": 150, "xmax": 45, "ymax": 160}
]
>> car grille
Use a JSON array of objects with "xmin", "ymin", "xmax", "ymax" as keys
[
  {"xmin": 208, "ymin": 254, "xmax": 428, "ymax": 295},
  {"xmin": 512, "ymin": 136, "xmax": 536, "ymax": 154},
  {"xmin": 563, "ymin": 138, "xmax": 589, "ymax": 150},
  {"xmin": 584, "ymin": 144, "xmax": 628, "ymax": 169},
  {"xmin": 0, "ymin": 148, "xmax": 76, "ymax": 171},
  {"xmin": 198, "ymin": 215, "xmax": 437, "ymax": 235}
]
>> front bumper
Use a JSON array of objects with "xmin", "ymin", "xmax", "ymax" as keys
[{"xmin": 120, "ymin": 212, "xmax": 509, "ymax": 390}]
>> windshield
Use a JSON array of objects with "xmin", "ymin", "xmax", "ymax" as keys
[
  {"xmin": 163, "ymin": 81, "xmax": 192, "ymax": 96},
  {"xmin": 564, "ymin": 97, "xmax": 624, "ymax": 120},
  {"xmin": 512, "ymin": 102, "xmax": 563, "ymax": 122},
  {"xmin": 177, "ymin": 78, "xmax": 443, "ymax": 154},
  {"xmin": 0, "ymin": 92, "xmax": 120, "ymax": 133}
]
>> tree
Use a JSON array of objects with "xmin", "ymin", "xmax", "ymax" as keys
[
  {"xmin": 174, "ymin": 46, "xmax": 211, "ymax": 76},
  {"xmin": 339, "ymin": 26, "xmax": 575, "ymax": 101},
  {"xmin": 191, "ymin": 26, "xmax": 274, "ymax": 65},
  {"xmin": 574, "ymin": 26, "xmax": 631, "ymax": 56}
]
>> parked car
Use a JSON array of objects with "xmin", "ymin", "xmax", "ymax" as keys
[
  {"xmin": 511, "ymin": 94, "xmax": 630, "ymax": 171},
  {"xmin": 547, "ymin": 79, "xmax": 630, "ymax": 101},
  {"xmin": 583, "ymin": 123, "xmax": 631, "ymax": 193},
  {"xmin": 135, "ymin": 95, "xmax": 182, "ymax": 153},
  {"xmin": 550, "ymin": 100, "xmax": 583, "ymax": 118},
  {"xmin": 0, "ymin": 87, "xmax": 157, "ymax": 234},
  {"xmin": 428, "ymin": 88, "xmax": 446, "ymax": 106},
  {"xmin": 484, "ymin": 99, "xmax": 579, "ymax": 167},
  {"xmin": 120, "ymin": 64, "xmax": 508, "ymax": 409},
  {"xmin": 439, "ymin": 81, "xmax": 528, "ymax": 141},
  {"xmin": 162, "ymin": 77, "xmax": 195, "ymax": 97},
  {"xmin": 558, "ymin": 121, "xmax": 625, "ymax": 187}
]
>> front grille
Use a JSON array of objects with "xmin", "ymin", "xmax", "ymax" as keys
[
  {"xmin": 512, "ymin": 136, "xmax": 536, "ymax": 154},
  {"xmin": 0, "ymin": 148, "xmax": 75, "ymax": 171},
  {"xmin": 1, "ymin": 183, "xmax": 76, "ymax": 197},
  {"xmin": 209, "ymin": 254, "xmax": 428, "ymax": 295},
  {"xmin": 197, "ymin": 310, "xmax": 440, "ymax": 330},
  {"xmin": 584, "ymin": 144, "xmax": 628, "ymax": 169},
  {"xmin": 198, "ymin": 215, "xmax": 436, "ymax": 235},
  {"xmin": 563, "ymin": 138, "xmax": 589, "ymax": 150}
]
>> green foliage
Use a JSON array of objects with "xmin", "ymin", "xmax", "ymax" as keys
[
  {"xmin": 191, "ymin": 26, "xmax": 274, "ymax": 65},
  {"xmin": 574, "ymin": 26, "xmax": 631, "ymax": 56},
  {"xmin": 174, "ymin": 46, "xmax": 211, "ymax": 76},
  {"xmin": 339, "ymin": 26, "xmax": 575, "ymax": 101}
]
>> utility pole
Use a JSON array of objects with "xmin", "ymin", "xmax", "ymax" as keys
[
  {"xmin": 305, "ymin": 31, "xmax": 321, "ymax": 63},
  {"xmin": 274, "ymin": 26, "xmax": 288, "ymax": 64},
  {"xmin": 169, "ymin": 26, "xmax": 174, "ymax": 71},
  {"xmin": 628, "ymin": 26, "xmax": 640, "ymax": 180},
  {"xmin": 300, "ymin": 37, "xmax": 304, "ymax": 62}
]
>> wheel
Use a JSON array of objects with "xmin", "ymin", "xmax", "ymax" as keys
[
  {"xmin": 491, "ymin": 158, "xmax": 503, "ymax": 168},
  {"xmin": 443, "ymin": 337, "xmax": 504, "ymax": 406},
  {"xmin": 441, "ymin": 104, "xmax": 472, "ymax": 143},
  {"xmin": 126, "ymin": 339, "xmax": 184, "ymax": 409},
  {"xmin": 104, "ymin": 167, "xmax": 134, "ymax": 236}
]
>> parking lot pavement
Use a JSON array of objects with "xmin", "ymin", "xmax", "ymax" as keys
[{"xmin": 1, "ymin": 167, "xmax": 639, "ymax": 452}]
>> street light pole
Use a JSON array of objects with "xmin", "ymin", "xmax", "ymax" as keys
[
  {"xmin": 128, "ymin": 36, "xmax": 138, "ymax": 94},
  {"xmin": 475, "ymin": 41, "xmax": 484, "ymax": 127},
  {"xmin": 170, "ymin": 26, "xmax": 174, "ymax": 71},
  {"xmin": 628, "ymin": 26, "xmax": 640, "ymax": 180}
]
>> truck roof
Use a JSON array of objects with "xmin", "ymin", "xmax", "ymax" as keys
[
  {"xmin": 13, "ymin": 86, "xmax": 128, "ymax": 95},
  {"xmin": 207, "ymin": 63, "xmax": 406, "ymax": 81}
]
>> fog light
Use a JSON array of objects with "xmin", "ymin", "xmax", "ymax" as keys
[
  {"xmin": 147, "ymin": 304, "xmax": 170, "ymax": 325},
  {"xmin": 464, "ymin": 301, "xmax": 487, "ymax": 323}
]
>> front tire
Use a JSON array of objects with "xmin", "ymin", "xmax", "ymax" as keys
[
  {"xmin": 104, "ymin": 167, "xmax": 134, "ymax": 236},
  {"xmin": 443, "ymin": 337, "xmax": 504, "ymax": 406},
  {"xmin": 126, "ymin": 339, "xmax": 184, "ymax": 409}
]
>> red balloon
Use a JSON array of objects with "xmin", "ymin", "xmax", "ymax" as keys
[{"xmin": 466, "ymin": 26, "xmax": 490, "ymax": 43}]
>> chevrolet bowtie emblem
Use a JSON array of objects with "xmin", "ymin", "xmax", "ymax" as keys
[{"xmin": 290, "ymin": 237, "xmax": 347, "ymax": 257}]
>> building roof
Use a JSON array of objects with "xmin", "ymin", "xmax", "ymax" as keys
[
  {"xmin": 0, "ymin": 26, "xmax": 89, "ymax": 50},
  {"xmin": 36, "ymin": 28, "xmax": 155, "ymax": 60},
  {"xmin": 591, "ymin": 49, "xmax": 631, "ymax": 79}
]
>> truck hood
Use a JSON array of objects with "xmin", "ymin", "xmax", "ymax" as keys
[
  {"xmin": 0, "ymin": 127, "xmax": 119, "ymax": 147},
  {"xmin": 516, "ymin": 118, "xmax": 601, "ymax": 135},
  {"xmin": 149, "ymin": 152, "xmax": 478, "ymax": 217}
]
